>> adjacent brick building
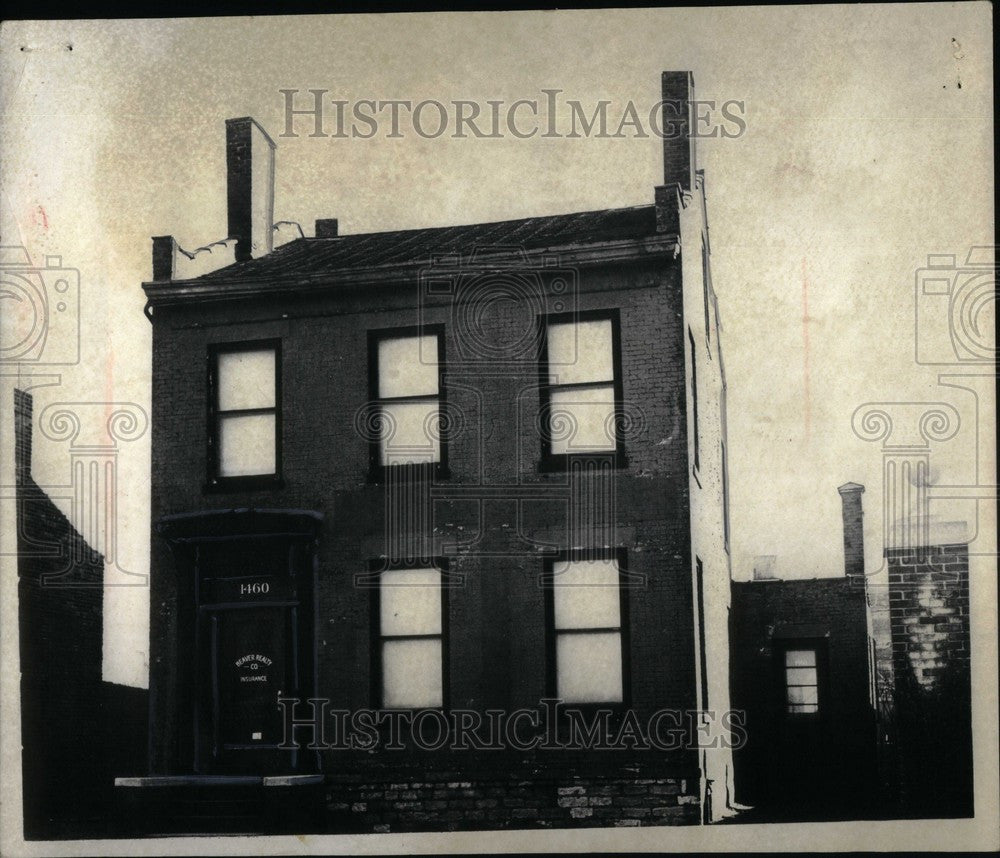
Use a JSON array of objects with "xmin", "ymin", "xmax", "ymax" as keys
[
  {"xmin": 730, "ymin": 484, "xmax": 879, "ymax": 820},
  {"xmin": 886, "ymin": 528, "xmax": 973, "ymax": 818},
  {"xmin": 122, "ymin": 72, "xmax": 738, "ymax": 833},
  {"xmin": 14, "ymin": 389, "xmax": 147, "ymax": 839}
]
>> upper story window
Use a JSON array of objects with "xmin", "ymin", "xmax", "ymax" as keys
[
  {"xmin": 545, "ymin": 553, "xmax": 627, "ymax": 704},
  {"xmin": 369, "ymin": 327, "xmax": 446, "ymax": 477},
  {"xmin": 207, "ymin": 340, "xmax": 281, "ymax": 490},
  {"xmin": 539, "ymin": 311, "xmax": 625, "ymax": 468},
  {"xmin": 376, "ymin": 566, "xmax": 446, "ymax": 709}
]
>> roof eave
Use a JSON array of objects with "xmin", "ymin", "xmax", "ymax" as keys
[{"xmin": 142, "ymin": 234, "xmax": 680, "ymax": 308}]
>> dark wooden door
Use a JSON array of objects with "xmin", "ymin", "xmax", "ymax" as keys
[
  {"xmin": 214, "ymin": 604, "xmax": 292, "ymax": 754},
  {"xmin": 197, "ymin": 568, "xmax": 307, "ymax": 775}
]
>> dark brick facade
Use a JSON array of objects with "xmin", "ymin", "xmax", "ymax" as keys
[
  {"xmin": 730, "ymin": 576, "xmax": 878, "ymax": 820},
  {"xmin": 15, "ymin": 389, "xmax": 148, "ymax": 839},
  {"xmin": 145, "ymin": 258, "xmax": 699, "ymax": 778},
  {"xmin": 886, "ymin": 543, "xmax": 972, "ymax": 817},
  {"xmin": 134, "ymin": 70, "xmax": 735, "ymax": 833}
]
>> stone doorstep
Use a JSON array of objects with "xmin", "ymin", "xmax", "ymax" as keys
[{"xmin": 114, "ymin": 774, "xmax": 324, "ymax": 788}]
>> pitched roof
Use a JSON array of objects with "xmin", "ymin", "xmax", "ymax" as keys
[{"xmin": 193, "ymin": 204, "xmax": 660, "ymax": 283}]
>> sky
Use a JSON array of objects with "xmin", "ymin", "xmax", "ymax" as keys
[{"xmin": 1, "ymin": 5, "xmax": 994, "ymax": 690}]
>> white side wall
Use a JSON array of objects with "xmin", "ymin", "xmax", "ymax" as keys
[{"xmin": 680, "ymin": 176, "xmax": 737, "ymax": 821}]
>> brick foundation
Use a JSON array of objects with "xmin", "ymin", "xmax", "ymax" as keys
[{"xmin": 324, "ymin": 774, "xmax": 699, "ymax": 831}]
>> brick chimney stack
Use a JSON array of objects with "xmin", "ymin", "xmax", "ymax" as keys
[
  {"xmin": 660, "ymin": 71, "xmax": 696, "ymax": 193},
  {"xmin": 14, "ymin": 388, "xmax": 32, "ymax": 484},
  {"xmin": 838, "ymin": 482, "xmax": 865, "ymax": 579},
  {"xmin": 226, "ymin": 117, "xmax": 276, "ymax": 262},
  {"xmin": 654, "ymin": 71, "xmax": 696, "ymax": 233},
  {"xmin": 315, "ymin": 218, "xmax": 339, "ymax": 238}
]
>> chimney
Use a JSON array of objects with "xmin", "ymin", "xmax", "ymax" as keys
[
  {"xmin": 752, "ymin": 555, "xmax": 777, "ymax": 581},
  {"xmin": 14, "ymin": 388, "xmax": 32, "ymax": 484},
  {"xmin": 660, "ymin": 71, "xmax": 696, "ymax": 193},
  {"xmin": 151, "ymin": 235, "xmax": 176, "ymax": 281},
  {"xmin": 654, "ymin": 71, "xmax": 696, "ymax": 233},
  {"xmin": 226, "ymin": 117, "xmax": 276, "ymax": 262},
  {"xmin": 838, "ymin": 482, "xmax": 865, "ymax": 578},
  {"xmin": 315, "ymin": 218, "xmax": 339, "ymax": 238}
]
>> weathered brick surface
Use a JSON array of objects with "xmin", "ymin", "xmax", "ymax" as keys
[
  {"xmin": 660, "ymin": 72, "xmax": 695, "ymax": 191},
  {"xmin": 886, "ymin": 545, "xmax": 972, "ymax": 817},
  {"xmin": 321, "ymin": 773, "xmax": 699, "ymax": 831}
]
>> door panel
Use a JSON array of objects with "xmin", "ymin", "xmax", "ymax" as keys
[{"xmin": 215, "ymin": 607, "xmax": 290, "ymax": 751}]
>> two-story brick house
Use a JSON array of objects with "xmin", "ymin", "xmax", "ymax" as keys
[{"xmin": 124, "ymin": 71, "xmax": 736, "ymax": 833}]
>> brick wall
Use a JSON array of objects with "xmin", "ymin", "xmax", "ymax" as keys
[
  {"xmin": 886, "ymin": 544, "xmax": 972, "ymax": 817},
  {"xmin": 323, "ymin": 773, "xmax": 699, "ymax": 832},
  {"xmin": 147, "ymin": 252, "xmax": 707, "ymax": 825}
]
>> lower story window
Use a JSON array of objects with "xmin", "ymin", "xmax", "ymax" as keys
[
  {"xmin": 549, "ymin": 555, "xmax": 625, "ymax": 704},
  {"xmin": 378, "ymin": 567, "xmax": 444, "ymax": 708}
]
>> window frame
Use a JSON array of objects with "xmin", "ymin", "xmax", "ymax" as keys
[
  {"xmin": 542, "ymin": 548, "xmax": 631, "ymax": 707},
  {"xmin": 205, "ymin": 338, "xmax": 283, "ymax": 493},
  {"xmin": 537, "ymin": 309, "xmax": 627, "ymax": 472},
  {"xmin": 367, "ymin": 324, "xmax": 449, "ymax": 483},
  {"xmin": 775, "ymin": 638, "xmax": 829, "ymax": 721},
  {"xmin": 369, "ymin": 557, "xmax": 450, "ymax": 711}
]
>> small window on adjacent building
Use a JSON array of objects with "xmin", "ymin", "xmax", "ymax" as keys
[
  {"xmin": 541, "ymin": 312, "xmax": 623, "ymax": 462},
  {"xmin": 371, "ymin": 329, "xmax": 443, "ymax": 470},
  {"xmin": 208, "ymin": 341, "xmax": 280, "ymax": 486},
  {"xmin": 547, "ymin": 555, "xmax": 625, "ymax": 704},
  {"xmin": 378, "ymin": 567, "xmax": 444, "ymax": 708},
  {"xmin": 784, "ymin": 648, "xmax": 819, "ymax": 714}
]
